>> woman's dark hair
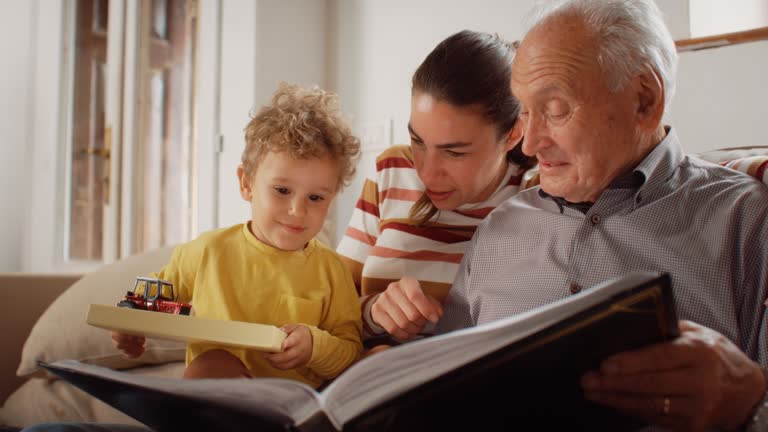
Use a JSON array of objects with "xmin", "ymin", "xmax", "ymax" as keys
[{"xmin": 409, "ymin": 30, "xmax": 534, "ymax": 224}]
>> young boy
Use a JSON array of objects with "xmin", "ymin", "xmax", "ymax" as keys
[{"xmin": 113, "ymin": 82, "xmax": 362, "ymax": 388}]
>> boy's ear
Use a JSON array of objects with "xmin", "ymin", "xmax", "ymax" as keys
[{"xmin": 237, "ymin": 165, "xmax": 253, "ymax": 201}]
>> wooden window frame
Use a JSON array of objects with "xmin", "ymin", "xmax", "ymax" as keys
[{"xmin": 676, "ymin": 26, "xmax": 768, "ymax": 52}]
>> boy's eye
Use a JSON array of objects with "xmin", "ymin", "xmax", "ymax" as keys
[
  {"xmin": 274, "ymin": 187, "xmax": 289, "ymax": 195},
  {"xmin": 309, "ymin": 194, "xmax": 324, "ymax": 202}
]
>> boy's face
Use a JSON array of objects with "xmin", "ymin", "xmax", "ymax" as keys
[{"xmin": 238, "ymin": 151, "xmax": 339, "ymax": 251}]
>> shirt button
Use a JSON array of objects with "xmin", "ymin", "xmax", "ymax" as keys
[
  {"xmin": 590, "ymin": 214, "xmax": 601, "ymax": 225},
  {"xmin": 569, "ymin": 282, "xmax": 582, "ymax": 294}
]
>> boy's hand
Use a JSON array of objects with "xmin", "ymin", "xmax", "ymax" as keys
[
  {"xmin": 263, "ymin": 324, "xmax": 313, "ymax": 370},
  {"xmin": 112, "ymin": 331, "xmax": 146, "ymax": 358}
]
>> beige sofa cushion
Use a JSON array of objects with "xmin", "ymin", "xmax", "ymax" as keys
[
  {"xmin": 696, "ymin": 146, "xmax": 768, "ymax": 185},
  {"xmin": 17, "ymin": 246, "xmax": 186, "ymax": 378},
  {"xmin": 0, "ymin": 362, "xmax": 184, "ymax": 428}
]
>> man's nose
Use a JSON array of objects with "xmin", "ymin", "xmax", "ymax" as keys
[{"xmin": 521, "ymin": 115, "xmax": 547, "ymax": 157}]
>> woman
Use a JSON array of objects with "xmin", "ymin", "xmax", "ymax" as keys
[{"xmin": 336, "ymin": 29, "xmax": 535, "ymax": 343}]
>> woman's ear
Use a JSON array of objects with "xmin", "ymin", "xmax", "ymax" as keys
[
  {"xmin": 237, "ymin": 165, "xmax": 253, "ymax": 201},
  {"xmin": 504, "ymin": 117, "xmax": 525, "ymax": 152}
]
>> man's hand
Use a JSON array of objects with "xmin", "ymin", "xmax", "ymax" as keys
[
  {"xmin": 263, "ymin": 324, "xmax": 313, "ymax": 370},
  {"xmin": 581, "ymin": 320, "xmax": 766, "ymax": 431},
  {"xmin": 370, "ymin": 277, "xmax": 443, "ymax": 340},
  {"xmin": 112, "ymin": 331, "xmax": 146, "ymax": 358}
]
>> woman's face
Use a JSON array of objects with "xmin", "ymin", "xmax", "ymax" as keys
[{"xmin": 409, "ymin": 92, "xmax": 522, "ymax": 210}]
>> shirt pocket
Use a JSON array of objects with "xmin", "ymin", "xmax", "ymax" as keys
[{"xmin": 275, "ymin": 294, "xmax": 323, "ymax": 327}]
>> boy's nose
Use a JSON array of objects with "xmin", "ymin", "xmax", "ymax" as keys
[{"xmin": 289, "ymin": 199, "xmax": 307, "ymax": 216}]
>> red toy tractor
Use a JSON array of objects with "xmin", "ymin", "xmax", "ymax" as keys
[{"xmin": 117, "ymin": 277, "xmax": 192, "ymax": 315}]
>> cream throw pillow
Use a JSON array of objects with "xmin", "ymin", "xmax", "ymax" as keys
[{"xmin": 17, "ymin": 246, "xmax": 186, "ymax": 377}]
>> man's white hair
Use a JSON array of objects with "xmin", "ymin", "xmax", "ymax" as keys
[{"xmin": 524, "ymin": 0, "xmax": 678, "ymax": 114}]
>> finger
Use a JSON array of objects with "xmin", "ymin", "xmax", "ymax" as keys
[
  {"xmin": 601, "ymin": 336, "xmax": 700, "ymax": 375},
  {"xmin": 400, "ymin": 277, "xmax": 441, "ymax": 323},
  {"xmin": 373, "ymin": 293, "xmax": 424, "ymax": 338},
  {"xmin": 281, "ymin": 330, "xmax": 302, "ymax": 351},
  {"xmin": 371, "ymin": 306, "xmax": 411, "ymax": 340},
  {"xmin": 585, "ymin": 392, "xmax": 698, "ymax": 430},
  {"xmin": 264, "ymin": 349, "xmax": 300, "ymax": 369},
  {"xmin": 112, "ymin": 332, "xmax": 140, "ymax": 345},
  {"xmin": 581, "ymin": 367, "xmax": 703, "ymax": 397},
  {"xmin": 280, "ymin": 323, "xmax": 300, "ymax": 335},
  {"xmin": 427, "ymin": 295, "xmax": 444, "ymax": 319},
  {"xmin": 114, "ymin": 335, "xmax": 145, "ymax": 357},
  {"xmin": 383, "ymin": 285, "xmax": 429, "ymax": 329},
  {"xmin": 117, "ymin": 343, "xmax": 144, "ymax": 358}
]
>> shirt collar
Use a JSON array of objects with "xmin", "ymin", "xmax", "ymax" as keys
[
  {"xmin": 537, "ymin": 126, "xmax": 682, "ymax": 214},
  {"xmin": 632, "ymin": 126, "xmax": 685, "ymax": 196}
]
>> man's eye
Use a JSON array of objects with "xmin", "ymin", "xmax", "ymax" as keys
[
  {"xmin": 549, "ymin": 110, "xmax": 568, "ymax": 119},
  {"xmin": 546, "ymin": 100, "xmax": 570, "ymax": 121},
  {"xmin": 309, "ymin": 194, "xmax": 324, "ymax": 202},
  {"xmin": 274, "ymin": 187, "xmax": 289, "ymax": 195},
  {"xmin": 446, "ymin": 150, "xmax": 465, "ymax": 158}
]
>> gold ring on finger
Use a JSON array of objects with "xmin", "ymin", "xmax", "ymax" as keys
[{"xmin": 662, "ymin": 396, "xmax": 671, "ymax": 416}]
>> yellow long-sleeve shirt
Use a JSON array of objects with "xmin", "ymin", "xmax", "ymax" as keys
[{"xmin": 152, "ymin": 223, "xmax": 362, "ymax": 388}]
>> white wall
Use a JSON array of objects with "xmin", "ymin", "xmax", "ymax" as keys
[
  {"xmin": 216, "ymin": 0, "xmax": 329, "ymax": 230},
  {"xmin": 0, "ymin": 1, "xmax": 35, "ymax": 271},
  {"xmin": 670, "ymin": 40, "xmax": 768, "ymax": 154}
]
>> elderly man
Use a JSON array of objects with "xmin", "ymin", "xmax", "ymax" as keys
[{"xmin": 372, "ymin": 0, "xmax": 768, "ymax": 430}]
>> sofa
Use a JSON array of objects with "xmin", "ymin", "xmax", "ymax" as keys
[
  {"xmin": 0, "ymin": 247, "xmax": 187, "ymax": 429},
  {"xmin": 1, "ymin": 146, "xmax": 766, "ymax": 429}
]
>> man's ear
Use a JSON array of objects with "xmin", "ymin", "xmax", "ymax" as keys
[
  {"xmin": 504, "ymin": 118, "xmax": 525, "ymax": 152},
  {"xmin": 237, "ymin": 165, "xmax": 252, "ymax": 201},
  {"xmin": 634, "ymin": 65, "xmax": 665, "ymax": 131}
]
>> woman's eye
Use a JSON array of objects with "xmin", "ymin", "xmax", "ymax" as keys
[
  {"xmin": 446, "ymin": 150, "xmax": 465, "ymax": 158},
  {"xmin": 274, "ymin": 187, "xmax": 289, "ymax": 195},
  {"xmin": 309, "ymin": 194, "xmax": 324, "ymax": 202}
]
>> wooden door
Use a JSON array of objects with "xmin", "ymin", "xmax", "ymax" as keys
[
  {"xmin": 133, "ymin": 0, "xmax": 196, "ymax": 253},
  {"xmin": 67, "ymin": 0, "xmax": 197, "ymax": 262},
  {"xmin": 69, "ymin": 0, "xmax": 109, "ymax": 260}
]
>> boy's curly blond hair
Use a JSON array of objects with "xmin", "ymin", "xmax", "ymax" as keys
[{"xmin": 242, "ymin": 82, "xmax": 360, "ymax": 190}]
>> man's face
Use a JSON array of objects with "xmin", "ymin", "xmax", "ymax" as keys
[{"xmin": 511, "ymin": 16, "xmax": 644, "ymax": 203}]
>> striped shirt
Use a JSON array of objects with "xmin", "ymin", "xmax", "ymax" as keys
[
  {"xmin": 436, "ymin": 128, "xmax": 768, "ymax": 368},
  {"xmin": 337, "ymin": 145, "xmax": 533, "ymax": 336}
]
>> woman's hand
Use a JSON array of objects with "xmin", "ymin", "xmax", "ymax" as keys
[{"xmin": 370, "ymin": 277, "xmax": 443, "ymax": 339}]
